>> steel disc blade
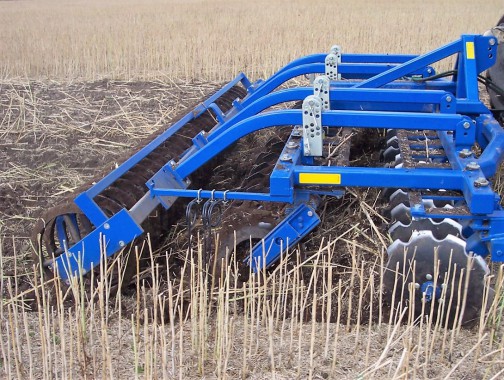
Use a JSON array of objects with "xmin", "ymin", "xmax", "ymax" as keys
[
  {"xmin": 389, "ymin": 218, "xmax": 463, "ymax": 242},
  {"xmin": 215, "ymin": 209, "xmax": 275, "ymax": 283},
  {"xmin": 381, "ymin": 146, "xmax": 400, "ymax": 162},
  {"xmin": 390, "ymin": 203, "xmax": 411, "ymax": 224},
  {"xmin": 384, "ymin": 231, "xmax": 489, "ymax": 327}
]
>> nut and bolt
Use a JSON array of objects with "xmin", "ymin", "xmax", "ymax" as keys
[
  {"xmin": 490, "ymin": 38, "xmax": 496, "ymax": 46},
  {"xmin": 170, "ymin": 160, "xmax": 176, "ymax": 169},
  {"xmin": 119, "ymin": 241, "xmax": 125, "ymax": 247},
  {"xmin": 459, "ymin": 148, "xmax": 473, "ymax": 158},
  {"xmin": 465, "ymin": 162, "xmax": 480, "ymax": 171},
  {"xmin": 427, "ymin": 68, "xmax": 433, "ymax": 74},
  {"xmin": 445, "ymin": 95, "xmax": 452, "ymax": 103},
  {"xmin": 280, "ymin": 154, "xmax": 292, "ymax": 162},
  {"xmin": 103, "ymin": 223, "xmax": 110, "ymax": 230},
  {"xmin": 463, "ymin": 121, "xmax": 471, "ymax": 129},
  {"xmin": 308, "ymin": 100, "xmax": 315, "ymax": 106},
  {"xmin": 287, "ymin": 141, "xmax": 299, "ymax": 149},
  {"xmin": 474, "ymin": 177, "xmax": 489, "ymax": 187},
  {"xmin": 307, "ymin": 211, "xmax": 314, "ymax": 217}
]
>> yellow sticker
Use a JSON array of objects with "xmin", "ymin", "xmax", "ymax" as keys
[
  {"xmin": 299, "ymin": 173, "xmax": 341, "ymax": 185},
  {"xmin": 466, "ymin": 41, "xmax": 475, "ymax": 60}
]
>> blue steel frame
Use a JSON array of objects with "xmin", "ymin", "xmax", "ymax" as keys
[{"xmin": 51, "ymin": 34, "xmax": 504, "ymax": 280}]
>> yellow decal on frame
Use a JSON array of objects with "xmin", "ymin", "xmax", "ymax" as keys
[
  {"xmin": 299, "ymin": 173, "xmax": 341, "ymax": 185},
  {"xmin": 466, "ymin": 42, "xmax": 475, "ymax": 60}
]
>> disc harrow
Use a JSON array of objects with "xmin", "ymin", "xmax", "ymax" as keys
[
  {"xmin": 33, "ymin": 84, "xmax": 247, "ymax": 284},
  {"xmin": 29, "ymin": 22, "xmax": 504, "ymax": 325}
]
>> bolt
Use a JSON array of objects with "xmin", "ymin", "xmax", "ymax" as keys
[
  {"xmin": 426, "ymin": 273, "xmax": 433, "ymax": 280},
  {"xmin": 445, "ymin": 95, "xmax": 452, "ymax": 103},
  {"xmin": 309, "ymin": 100, "xmax": 315, "ymax": 106},
  {"xmin": 185, "ymin": 178, "xmax": 191, "ymax": 185},
  {"xmin": 427, "ymin": 68, "xmax": 433, "ymax": 74},
  {"xmin": 490, "ymin": 38, "xmax": 496, "ymax": 46},
  {"xmin": 170, "ymin": 160, "xmax": 176, "ymax": 169},
  {"xmin": 318, "ymin": 78, "xmax": 325, "ymax": 84},
  {"xmin": 459, "ymin": 148, "xmax": 472, "ymax": 158},
  {"xmin": 281, "ymin": 154, "xmax": 292, "ymax": 162},
  {"xmin": 415, "ymin": 283, "xmax": 420, "ymax": 289},
  {"xmin": 497, "ymin": 250, "xmax": 503, "ymax": 256},
  {"xmin": 119, "ymin": 241, "xmax": 125, "ymax": 247},
  {"xmin": 474, "ymin": 177, "xmax": 489, "ymax": 187},
  {"xmin": 463, "ymin": 121, "xmax": 471, "ymax": 129},
  {"xmin": 103, "ymin": 223, "xmax": 110, "ymax": 230},
  {"xmin": 287, "ymin": 141, "xmax": 298, "ymax": 149},
  {"xmin": 465, "ymin": 162, "xmax": 480, "ymax": 171},
  {"xmin": 307, "ymin": 210, "xmax": 314, "ymax": 217}
]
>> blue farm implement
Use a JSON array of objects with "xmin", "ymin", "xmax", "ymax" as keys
[{"xmin": 33, "ymin": 20, "xmax": 504, "ymax": 325}]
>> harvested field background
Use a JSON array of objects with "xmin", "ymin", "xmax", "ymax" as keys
[
  {"xmin": 1, "ymin": 0, "xmax": 504, "ymax": 379},
  {"xmin": 0, "ymin": 0, "xmax": 501, "ymax": 81}
]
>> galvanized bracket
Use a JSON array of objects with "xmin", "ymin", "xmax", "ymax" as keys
[
  {"xmin": 313, "ymin": 75, "xmax": 330, "ymax": 110},
  {"xmin": 302, "ymin": 95, "xmax": 323, "ymax": 156},
  {"xmin": 330, "ymin": 44, "xmax": 342, "ymax": 56},
  {"xmin": 325, "ymin": 45, "xmax": 342, "ymax": 80}
]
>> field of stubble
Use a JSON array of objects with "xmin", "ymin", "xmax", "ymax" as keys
[{"xmin": 1, "ymin": 1, "xmax": 504, "ymax": 379}]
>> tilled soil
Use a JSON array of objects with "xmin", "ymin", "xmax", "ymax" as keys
[
  {"xmin": 2, "ymin": 80, "xmax": 504, "ymax": 379},
  {"xmin": 0, "ymin": 79, "xmax": 386, "ymax": 315},
  {"xmin": 0, "ymin": 79, "xmax": 222, "ymax": 256}
]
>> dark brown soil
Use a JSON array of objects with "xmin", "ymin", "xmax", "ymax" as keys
[{"xmin": 0, "ymin": 79, "xmax": 222, "ymax": 258}]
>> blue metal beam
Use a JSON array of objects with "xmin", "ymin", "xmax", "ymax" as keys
[
  {"xmin": 176, "ymin": 109, "xmax": 468, "ymax": 180},
  {"xmin": 53, "ymin": 209, "xmax": 143, "ymax": 281},
  {"xmin": 355, "ymin": 39, "xmax": 461, "ymax": 88},
  {"xmin": 248, "ymin": 203, "xmax": 320, "ymax": 271}
]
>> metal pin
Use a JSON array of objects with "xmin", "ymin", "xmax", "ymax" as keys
[
  {"xmin": 459, "ymin": 148, "xmax": 472, "ymax": 158},
  {"xmin": 474, "ymin": 177, "xmax": 489, "ymax": 187},
  {"xmin": 281, "ymin": 154, "xmax": 292, "ymax": 162},
  {"xmin": 466, "ymin": 162, "xmax": 480, "ymax": 171}
]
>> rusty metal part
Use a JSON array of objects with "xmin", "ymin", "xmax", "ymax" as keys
[
  {"xmin": 31, "ymin": 85, "xmax": 247, "ymax": 287},
  {"xmin": 209, "ymin": 124, "xmax": 354, "ymax": 280},
  {"xmin": 205, "ymin": 131, "xmax": 291, "ymax": 280}
]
